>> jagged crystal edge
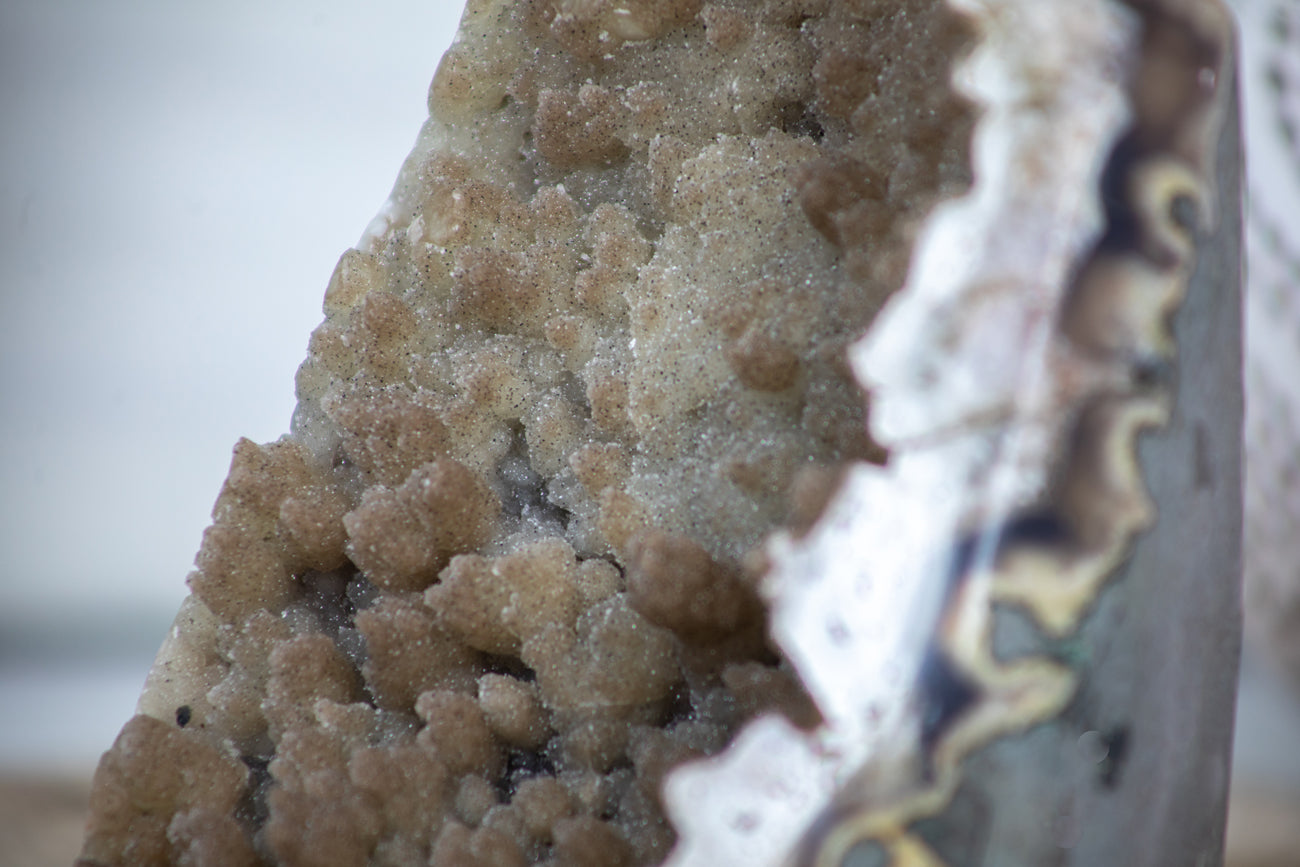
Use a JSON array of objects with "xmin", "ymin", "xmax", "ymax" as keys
[{"xmin": 661, "ymin": 1, "xmax": 1139, "ymax": 863}]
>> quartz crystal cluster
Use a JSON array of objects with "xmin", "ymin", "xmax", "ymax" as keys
[{"xmin": 80, "ymin": 1, "xmax": 974, "ymax": 865}]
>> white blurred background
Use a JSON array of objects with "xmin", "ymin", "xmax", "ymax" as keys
[
  {"xmin": 0, "ymin": 1, "xmax": 1297, "ymax": 865},
  {"xmin": 0, "ymin": 0, "xmax": 461, "ymax": 777}
]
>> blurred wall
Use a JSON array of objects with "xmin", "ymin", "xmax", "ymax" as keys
[{"xmin": 0, "ymin": 0, "xmax": 461, "ymax": 772}]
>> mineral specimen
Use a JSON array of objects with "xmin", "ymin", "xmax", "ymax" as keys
[
  {"xmin": 665, "ymin": 0, "xmax": 1243, "ymax": 862},
  {"xmin": 80, "ymin": 1, "xmax": 975, "ymax": 864},
  {"xmin": 81, "ymin": 0, "xmax": 1245, "ymax": 862}
]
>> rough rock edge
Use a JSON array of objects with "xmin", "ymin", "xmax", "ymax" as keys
[
  {"xmin": 81, "ymin": 3, "xmax": 980, "ymax": 866},
  {"xmin": 661, "ymin": 1, "xmax": 1238, "ymax": 865}
]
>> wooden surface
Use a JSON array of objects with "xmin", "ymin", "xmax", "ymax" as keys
[
  {"xmin": 2, "ymin": 774, "xmax": 1296, "ymax": 867},
  {"xmin": 1226, "ymin": 787, "xmax": 1300, "ymax": 867},
  {"xmin": 0, "ymin": 776, "xmax": 92, "ymax": 867}
]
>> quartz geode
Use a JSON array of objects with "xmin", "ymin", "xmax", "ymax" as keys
[{"xmin": 80, "ymin": 2, "xmax": 975, "ymax": 865}]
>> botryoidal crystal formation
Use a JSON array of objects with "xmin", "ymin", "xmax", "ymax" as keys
[{"xmin": 80, "ymin": 1, "xmax": 973, "ymax": 864}]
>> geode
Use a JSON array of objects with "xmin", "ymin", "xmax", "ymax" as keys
[{"xmin": 79, "ymin": 0, "xmax": 1242, "ymax": 865}]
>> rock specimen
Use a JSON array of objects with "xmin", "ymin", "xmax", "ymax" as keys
[
  {"xmin": 664, "ymin": 0, "xmax": 1243, "ymax": 863},
  {"xmin": 79, "ymin": 1, "xmax": 975, "ymax": 865}
]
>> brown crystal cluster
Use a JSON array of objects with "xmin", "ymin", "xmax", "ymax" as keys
[{"xmin": 80, "ymin": 1, "xmax": 972, "ymax": 864}]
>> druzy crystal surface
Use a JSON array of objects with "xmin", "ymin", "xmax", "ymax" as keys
[{"xmin": 80, "ymin": 2, "xmax": 975, "ymax": 865}]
